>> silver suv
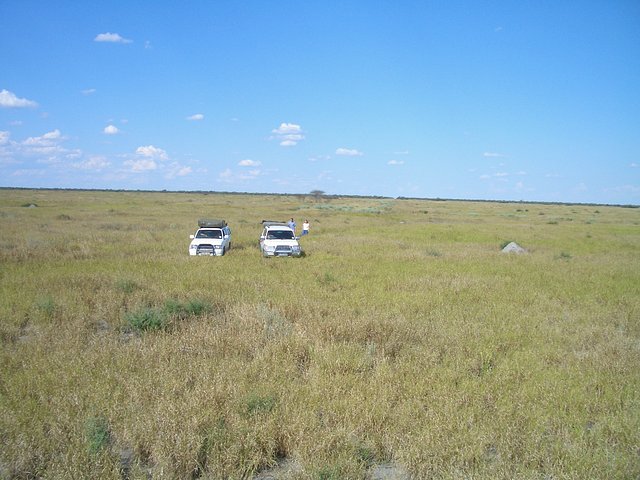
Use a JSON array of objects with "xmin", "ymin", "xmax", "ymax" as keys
[{"xmin": 189, "ymin": 219, "xmax": 231, "ymax": 256}]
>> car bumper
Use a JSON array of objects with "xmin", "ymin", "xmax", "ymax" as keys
[
  {"xmin": 189, "ymin": 245, "xmax": 224, "ymax": 256},
  {"xmin": 262, "ymin": 249, "xmax": 302, "ymax": 257}
]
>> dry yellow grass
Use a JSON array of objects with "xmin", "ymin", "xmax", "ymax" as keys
[{"xmin": 1, "ymin": 189, "xmax": 638, "ymax": 479}]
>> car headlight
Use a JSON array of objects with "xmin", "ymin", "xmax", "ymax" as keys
[
  {"xmin": 292, "ymin": 246, "xmax": 301, "ymax": 252},
  {"xmin": 264, "ymin": 245, "xmax": 276, "ymax": 252},
  {"xmin": 189, "ymin": 244, "xmax": 197, "ymax": 249}
]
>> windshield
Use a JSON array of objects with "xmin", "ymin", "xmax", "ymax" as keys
[
  {"xmin": 267, "ymin": 229, "xmax": 294, "ymax": 240},
  {"xmin": 196, "ymin": 229, "xmax": 222, "ymax": 239}
]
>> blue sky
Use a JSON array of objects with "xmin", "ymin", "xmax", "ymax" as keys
[{"xmin": 1, "ymin": 1, "xmax": 639, "ymax": 204}]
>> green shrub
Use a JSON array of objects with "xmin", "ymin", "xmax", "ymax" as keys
[
  {"xmin": 245, "ymin": 394, "xmax": 277, "ymax": 416},
  {"xmin": 315, "ymin": 465, "xmax": 343, "ymax": 480},
  {"xmin": 183, "ymin": 299, "xmax": 211, "ymax": 316},
  {"xmin": 126, "ymin": 307, "xmax": 167, "ymax": 331},
  {"xmin": 320, "ymin": 272, "xmax": 337, "ymax": 284},
  {"xmin": 85, "ymin": 416, "xmax": 110, "ymax": 455},
  {"xmin": 35, "ymin": 296, "xmax": 56, "ymax": 318},
  {"xmin": 163, "ymin": 298, "xmax": 186, "ymax": 317},
  {"xmin": 125, "ymin": 299, "xmax": 212, "ymax": 332},
  {"xmin": 355, "ymin": 444, "xmax": 376, "ymax": 467}
]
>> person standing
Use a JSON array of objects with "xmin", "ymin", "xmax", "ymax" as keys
[
  {"xmin": 287, "ymin": 217, "xmax": 296, "ymax": 234},
  {"xmin": 302, "ymin": 219, "xmax": 310, "ymax": 236}
]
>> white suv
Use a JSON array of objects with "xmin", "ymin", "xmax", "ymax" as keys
[
  {"xmin": 189, "ymin": 219, "xmax": 231, "ymax": 256},
  {"xmin": 259, "ymin": 222, "xmax": 302, "ymax": 257}
]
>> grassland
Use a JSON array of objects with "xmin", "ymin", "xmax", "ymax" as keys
[{"xmin": 0, "ymin": 189, "xmax": 638, "ymax": 479}]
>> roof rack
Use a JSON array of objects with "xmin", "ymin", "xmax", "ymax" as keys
[
  {"xmin": 261, "ymin": 220, "xmax": 288, "ymax": 227},
  {"xmin": 198, "ymin": 219, "xmax": 227, "ymax": 228}
]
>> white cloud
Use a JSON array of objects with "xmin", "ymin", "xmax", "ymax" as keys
[
  {"xmin": 43, "ymin": 130, "xmax": 61, "ymax": 140},
  {"xmin": 187, "ymin": 113, "xmax": 204, "ymax": 121},
  {"xmin": 480, "ymin": 171, "xmax": 509, "ymax": 181},
  {"xmin": 125, "ymin": 158, "xmax": 157, "ymax": 172},
  {"xmin": 23, "ymin": 129, "xmax": 63, "ymax": 146},
  {"xmin": 94, "ymin": 32, "xmax": 132, "ymax": 44},
  {"xmin": 336, "ymin": 147, "xmax": 363, "ymax": 157},
  {"xmin": 12, "ymin": 168, "xmax": 46, "ymax": 177},
  {"xmin": 308, "ymin": 155, "xmax": 331, "ymax": 162},
  {"xmin": 217, "ymin": 166, "xmax": 262, "ymax": 183},
  {"xmin": 271, "ymin": 123, "xmax": 304, "ymax": 146},
  {"xmin": 272, "ymin": 123, "xmax": 302, "ymax": 135},
  {"xmin": 1, "ymin": 129, "xmax": 82, "ymax": 170},
  {"xmin": 393, "ymin": 150, "xmax": 410, "ymax": 155},
  {"xmin": 631, "ymin": 162, "xmax": 638, "ymax": 168},
  {"xmin": 0, "ymin": 89, "xmax": 38, "ymax": 108},
  {"xmin": 238, "ymin": 159, "xmax": 261, "ymax": 167},
  {"xmin": 242, "ymin": 169, "xmax": 261, "ymax": 178},
  {"xmin": 165, "ymin": 163, "xmax": 193, "ymax": 179},
  {"xmin": 74, "ymin": 155, "xmax": 110, "ymax": 170},
  {"xmin": 103, "ymin": 125, "xmax": 119, "ymax": 135},
  {"xmin": 82, "ymin": 88, "xmax": 96, "ymax": 96},
  {"xmin": 388, "ymin": 160, "xmax": 404, "ymax": 165},
  {"xmin": 0, "ymin": 129, "xmax": 69, "ymax": 165},
  {"xmin": 483, "ymin": 152, "xmax": 507, "ymax": 158},
  {"xmin": 135, "ymin": 145, "xmax": 168, "ymax": 160},
  {"xmin": 65, "ymin": 149, "xmax": 82, "ymax": 160}
]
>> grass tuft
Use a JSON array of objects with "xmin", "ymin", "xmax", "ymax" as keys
[
  {"xmin": 85, "ymin": 416, "xmax": 110, "ymax": 455},
  {"xmin": 115, "ymin": 279, "xmax": 138, "ymax": 294},
  {"xmin": 35, "ymin": 296, "xmax": 56, "ymax": 318},
  {"xmin": 245, "ymin": 394, "xmax": 277, "ymax": 416},
  {"xmin": 126, "ymin": 307, "xmax": 167, "ymax": 331}
]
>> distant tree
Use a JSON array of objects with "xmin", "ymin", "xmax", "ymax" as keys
[{"xmin": 310, "ymin": 190, "xmax": 325, "ymax": 202}]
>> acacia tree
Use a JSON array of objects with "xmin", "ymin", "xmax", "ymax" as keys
[{"xmin": 309, "ymin": 190, "xmax": 325, "ymax": 202}]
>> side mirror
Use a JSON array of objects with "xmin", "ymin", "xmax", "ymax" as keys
[{"xmin": 189, "ymin": 234, "xmax": 195, "ymax": 239}]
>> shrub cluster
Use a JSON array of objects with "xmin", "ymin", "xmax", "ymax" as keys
[{"xmin": 125, "ymin": 299, "xmax": 213, "ymax": 332}]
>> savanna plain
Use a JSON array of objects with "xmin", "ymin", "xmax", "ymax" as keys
[{"xmin": 0, "ymin": 189, "xmax": 638, "ymax": 480}]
